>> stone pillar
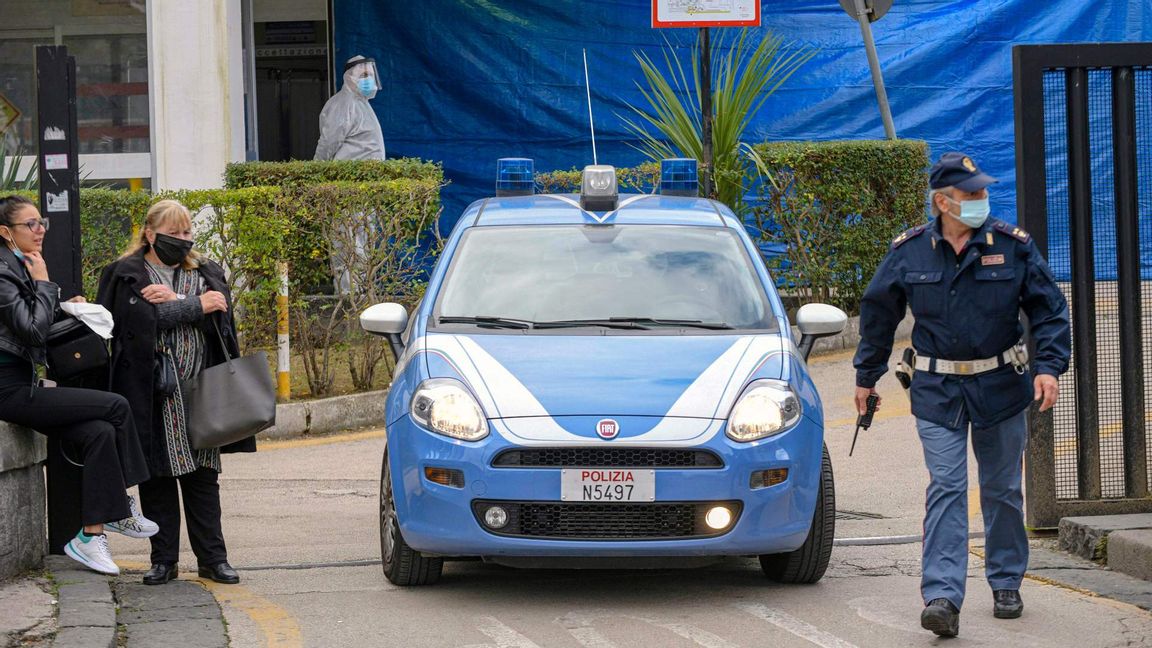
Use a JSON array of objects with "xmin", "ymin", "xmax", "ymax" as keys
[
  {"xmin": 146, "ymin": 0, "xmax": 246, "ymax": 190},
  {"xmin": 0, "ymin": 424, "xmax": 47, "ymax": 580}
]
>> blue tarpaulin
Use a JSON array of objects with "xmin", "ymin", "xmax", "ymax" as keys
[{"xmin": 334, "ymin": 1, "xmax": 1152, "ymax": 279}]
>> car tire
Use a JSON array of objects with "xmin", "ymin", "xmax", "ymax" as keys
[
  {"xmin": 758, "ymin": 444, "xmax": 835, "ymax": 584},
  {"xmin": 380, "ymin": 450, "xmax": 443, "ymax": 586}
]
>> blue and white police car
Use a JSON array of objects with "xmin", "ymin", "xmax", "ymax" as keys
[{"xmin": 360, "ymin": 159, "xmax": 848, "ymax": 586}]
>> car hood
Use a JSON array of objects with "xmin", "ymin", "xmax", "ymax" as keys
[{"xmin": 418, "ymin": 333, "xmax": 792, "ymax": 421}]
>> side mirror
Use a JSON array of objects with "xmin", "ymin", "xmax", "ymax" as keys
[
  {"xmin": 795, "ymin": 303, "xmax": 848, "ymax": 361},
  {"xmin": 360, "ymin": 303, "xmax": 409, "ymax": 359}
]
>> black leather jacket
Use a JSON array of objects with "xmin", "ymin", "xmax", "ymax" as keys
[{"xmin": 0, "ymin": 246, "xmax": 61, "ymax": 366}]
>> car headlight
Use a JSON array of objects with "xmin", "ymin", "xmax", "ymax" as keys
[
  {"xmin": 726, "ymin": 379, "xmax": 802, "ymax": 442},
  {"xmin": 410, "ymin": 379, "xmax": 488, "ymax": 441}
]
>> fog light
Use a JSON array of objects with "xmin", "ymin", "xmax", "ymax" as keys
[
  {"xmin": 704, "ymin": 506, "xmax": 733, "ymax": 530},
  {"xmin": 424, "ymin": 467, "xmax": 465, "ymax": 488},
  {"xmin": 750, "ymin": 468, "xmax": 789, "ymax": 489},
  {"xmin": 484, "ymin": 506, "xmax": 508, "ymax": 529}
]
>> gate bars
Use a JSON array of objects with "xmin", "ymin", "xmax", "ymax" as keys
[{"xmin": 1013, "ymin": 43, "xmax": 1152, "ymax": 528}]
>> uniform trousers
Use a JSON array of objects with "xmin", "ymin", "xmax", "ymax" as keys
[
  {"xmin": 916, "ymin": 408, "xmax": 1029, "ymax": 610},
  {"xmin": 139, "ymin": 466, "xmax": 228, "ymax": 567},
  {"xmin": 0, "ymin": 363, "xmax": 146, "ymax": 526}
]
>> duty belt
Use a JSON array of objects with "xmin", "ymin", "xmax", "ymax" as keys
[{"xmin": 912, "ymin": 342, "xmax": 1029, "ymax": 376}]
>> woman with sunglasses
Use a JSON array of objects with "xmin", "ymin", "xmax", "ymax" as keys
[{"xmin": 0, "ymin": 195, "xmax": 156, "ymax": 575}]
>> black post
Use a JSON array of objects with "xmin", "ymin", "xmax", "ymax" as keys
[
  {"xmin": 700, "ymin": 27, "xmax": 713, "ymax": 200},
  {"xmin": 35, "ymin": 46, "xmax": 83, "ymax": 300},
  {"xmin": 36, "ymin": 45, "xmax": 86, "ymax": 554},
  {"xmin": 1112, "ymin": 66, "xmax": 1148, "ymax": 498},
  {"xmin": 1066, "ymin": 66, "xmax": 1101, "ymax": 501}
]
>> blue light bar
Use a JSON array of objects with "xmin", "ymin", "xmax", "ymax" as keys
[
  {"xmin": 496, "ymin": 158, "xmax": 534, "ymax": 197},
  {"xmin": 660, "ymin": 158, "xmax": 698, "ymax": 197}
]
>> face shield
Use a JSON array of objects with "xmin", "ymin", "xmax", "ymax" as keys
[{"xmin": 344, "ymin": 56, "xmax": 381, "ymax": 100}]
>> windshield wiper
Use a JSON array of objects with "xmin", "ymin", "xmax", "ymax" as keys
[
  {"xmin": 437, "ymin": 316, "xmax": 534, "ymax": 329},
  {"xmin": 605, "ymin": 317, "xmax": 734, "ymax": 330},
  {"xmin": 535, "ymin": 318, "xmax": 651, "ymax": 330}
]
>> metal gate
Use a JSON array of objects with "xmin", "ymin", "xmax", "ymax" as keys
[{"xmin": 1014, "ymin": 43, "xmax": 1152, "ymax": 528}]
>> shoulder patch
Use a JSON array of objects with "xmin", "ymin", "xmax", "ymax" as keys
[
  {"xmin": 891, "ymin": 224, "xmax": 928, "ymax": 249},
  {"xmin": 992, "ymin": 220, "xmax": 1031, "ymax": 244}
]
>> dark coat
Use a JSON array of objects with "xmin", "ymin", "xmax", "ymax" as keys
[
  {"xmin": 96, "ymin": 250, "xmax": 256, "ymax": 472},
  {"xmin": 854, "ymin": 217, "xmax": 1071, "ymax": 428}
]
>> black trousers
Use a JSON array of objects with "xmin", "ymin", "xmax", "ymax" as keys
[
  {"xmin": 0, "ymin": 363, "xmax": 149, "ymax": 526},
  {"xmin": 139, "ymin": 466, "xmax": 228, "ymax": 566}
]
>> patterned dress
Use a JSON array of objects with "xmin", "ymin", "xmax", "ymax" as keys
[{"xmin": 146, "ymin": 262, "xmax": 221, "ymax": 476}]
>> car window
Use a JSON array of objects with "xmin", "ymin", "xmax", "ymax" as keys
[{"xmin": 434, "ymin": 225, "xmax": 777, "ymax": 331}]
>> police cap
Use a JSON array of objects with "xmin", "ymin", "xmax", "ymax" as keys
[{"xmin": 929, "ymin": 152, "xmax": 998, "ymax": 191}]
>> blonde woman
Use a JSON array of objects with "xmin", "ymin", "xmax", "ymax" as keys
[{"xmin": 97, "ymin": 199, "xmax": 254, "ymax": 586}]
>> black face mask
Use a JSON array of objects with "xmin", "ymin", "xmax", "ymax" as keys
[{"xmin": 152, "ymin": 233, "xmax": 193, "ymax": 266}]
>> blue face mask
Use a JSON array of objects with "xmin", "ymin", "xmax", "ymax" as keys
[
  {"xmin": 945, "ymin": 196, "xmax": 990, "ymax": 229},
  {"xmin": 357, "ymin": 77, "xmax": 377, "ymax": 97},
  {"xmin": 9, "ymin": 246, "xmax": 24, "ymax": 261}
]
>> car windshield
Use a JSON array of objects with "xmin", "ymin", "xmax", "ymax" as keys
[{"xmin": 434, "ymin": 225, "xmax": 777, "ymax": 331}]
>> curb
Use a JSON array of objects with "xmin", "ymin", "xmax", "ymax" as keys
[
  {"xmin": 259, "ymin": 389, "xmax": 386, "ymax": 441},
  {"xmin": 45, "ymin": 555, "xmax": 116, "ymax": 648}
]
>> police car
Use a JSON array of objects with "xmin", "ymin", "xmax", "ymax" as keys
[{"xmin": 360, "ymin": 159, "xmax": 848, "ymax": 586}]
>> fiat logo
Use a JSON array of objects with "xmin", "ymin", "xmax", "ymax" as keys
[{"xmin": 596, "ymin": 418, "xmax": 619, "ymax": 440}]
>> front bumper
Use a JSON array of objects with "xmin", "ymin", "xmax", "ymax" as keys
[{"xmin": 386, "ymin": 415, "xmax": 824, "ymax": 557}]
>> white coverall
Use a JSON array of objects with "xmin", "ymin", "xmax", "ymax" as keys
[{"xmin": 314, "ymin": 60, "xmax": 386, "ymax": 161}]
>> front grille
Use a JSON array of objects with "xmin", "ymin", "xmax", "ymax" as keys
[
  {"xmin": 492, "ymin": 448, "xmax": 723, "ymax": 468},
  {"xmin": 472, "ymin": 500, "xmax": 742, "ymax": 540}
]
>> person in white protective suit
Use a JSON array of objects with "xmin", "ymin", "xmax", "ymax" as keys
[{"xmin": 314, "ymin": 55, "xmax": 386, "ymax": 161}]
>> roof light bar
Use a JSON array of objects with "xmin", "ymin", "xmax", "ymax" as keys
[
  {"xmin": 660, "ymin": 158, "xmax": 699, "ymax": 197},
  {"xmin": 496, "ymin": 158, "xmax": 534, "ymax": 197},
  {"xmin": 580, "ymin": 165, "xmax": 618, "ymax": 212}
]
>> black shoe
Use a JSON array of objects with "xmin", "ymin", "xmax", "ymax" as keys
[
  {"xmin": 921, "ymin": 598, "xmax": 960, "ymax": 637},
  {"xmin": 993, "ymin": 589, "xmax": 1024, "ymax": 619},
  {"xmin": 197, "ymin": 562, "xmax": 240, "ymax": 584},
  {"xmin": 142, "ymin": 563, "xmax": 178, "ymax": 585}
]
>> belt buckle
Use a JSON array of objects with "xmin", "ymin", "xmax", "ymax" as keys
[{"xmin": 954, "ymin": 361, "xmax": 973, "ymax": 375}]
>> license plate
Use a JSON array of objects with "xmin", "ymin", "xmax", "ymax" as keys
[{"xmin": 561, "ymin": 469, "xmax": 655, "ymax": 502}]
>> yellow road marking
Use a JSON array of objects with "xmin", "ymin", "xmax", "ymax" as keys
[
  {"xmin": 259, "ymin": 427, "xmax": 386, "ymax": 451},
  {"xmin": 201, "ymin": 579, "xmax": 303, "ymax": 648},
  {"xmin": 118, "ymin": 561, "xmax": 303, "ymax": 647}
]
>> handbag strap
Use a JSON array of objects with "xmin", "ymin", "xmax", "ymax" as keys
[{"xmin": 209, "ymin": 317, "xmax": 237, "ymax": 374}]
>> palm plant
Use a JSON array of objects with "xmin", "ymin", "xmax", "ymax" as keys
[
  {"xmin": 0, "ymin": 135, "xmax": 37, "ymax": 192},
  {"xmin": 621, "ymin": 29, "xmax": 814, "ymax": 215}
]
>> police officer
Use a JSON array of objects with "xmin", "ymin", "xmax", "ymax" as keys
[{"xmin": 853, "ymin": 153, "xmax": 1071, "ymax": 637}]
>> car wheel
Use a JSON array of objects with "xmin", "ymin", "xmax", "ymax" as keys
[
  {"xmin": 759, "ymin": 444, "xmax": 835, "ymax": 584},
  {"xmin": 380, "ymin": 450, "xmax": 443, "ymax": 586}
]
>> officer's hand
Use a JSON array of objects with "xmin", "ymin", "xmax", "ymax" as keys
[
  {"xmin": 855, "ymin": 387, "xmax": 881, "ymax": 416},
  {"xmin": 1034, "ymin": 374, "xmax": 1059, "ymax": 412}
]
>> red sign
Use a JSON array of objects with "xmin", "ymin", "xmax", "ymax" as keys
[{"xmin": 652, "ymin": 0, "xmax": 762, "ymax": 29}]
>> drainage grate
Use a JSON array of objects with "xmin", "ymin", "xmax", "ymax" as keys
[{"xmin": 835, "ymin": 510, "xmax": 887, "ymax": 521}]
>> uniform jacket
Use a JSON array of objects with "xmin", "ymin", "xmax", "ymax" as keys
[
  {"xmin": 96, "ymin": 250, "xmax": 256, "ymax": 471},
  {"xmin": 853, "ymin": 217, "xmax": 1071, "ymax": 427},
  {"xmin": 0, "ymin": 246, "xmax": 59, "ymax": 367}
]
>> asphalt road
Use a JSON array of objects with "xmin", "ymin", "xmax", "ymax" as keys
[{"xmin": 108, "ymin": 349, "xmax": 1152, "ymax": 647}]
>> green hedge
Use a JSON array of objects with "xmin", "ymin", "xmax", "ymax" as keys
[
  {"xmin": 749, "ymin": 139, "xmax": 929, "ymax": 314},
  {"xmin": 534, "ymin": 162, "xmax": 660, "ymax": 195},
  {"xmin": 224, "ymin": 158, "xmax": 443, "ymax": 189}
]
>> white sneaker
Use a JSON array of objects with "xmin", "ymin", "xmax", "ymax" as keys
[
  {"xmin": 64, "ymin": 532, "xmax": 120, "ymax": 575},
  {"xmin": 105, "ymin": 494, "xmax": 159, "ymax": 539}
]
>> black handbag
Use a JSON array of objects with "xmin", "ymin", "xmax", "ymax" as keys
[
  {"xmin": 154, "ymin": 348, "xmax": 178, "ymax": 396},
  {"xmin": 46, "ymin": 316, "xmax": 109, "ymax": 381},
  {"xmin": 184, "ymin": 319, "xmax": 276, "ymax": 450}
]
